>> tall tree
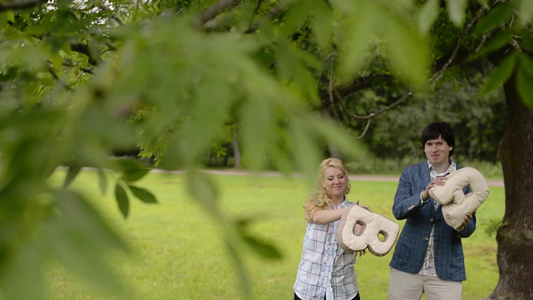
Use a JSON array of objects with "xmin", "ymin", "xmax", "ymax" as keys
[{"xmin": 494, "ymin": 73, "xmax": 533, "ymax": 299}]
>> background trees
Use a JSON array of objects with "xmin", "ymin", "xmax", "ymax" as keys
[{"xmin": 0, "ymin": 0, "xmax": 532, "ymax": 299}]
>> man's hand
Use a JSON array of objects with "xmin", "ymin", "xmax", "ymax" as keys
[
  {"xmin": 422, "ymin": 177, "xmax": 447, "ymax": 201},
  {"xmin": 456, "ymin": 210, "xmax": 476, "ymax": 231}
]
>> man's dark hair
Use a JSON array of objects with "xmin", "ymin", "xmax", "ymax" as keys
[{"xmin": 421, "ymin": 122, "xmax": 455, "ymax": 156}]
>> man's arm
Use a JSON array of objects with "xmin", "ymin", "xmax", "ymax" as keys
[
  {"xmin": 392, "ymin": 169, "xmax": 427, "ymax": 220},
  {"xmin": 455, "ymin": 212, "xmax": 476, "ymax": 237}
]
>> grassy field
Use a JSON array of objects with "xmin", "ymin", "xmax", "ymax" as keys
[{"xmin": 45, "ymin": 169, "xmax": 504, "ymax": 300}]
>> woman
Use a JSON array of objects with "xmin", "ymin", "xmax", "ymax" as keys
[{"xmin": 293, "ymin": 158, "xmax": 364, "ymax": 300}]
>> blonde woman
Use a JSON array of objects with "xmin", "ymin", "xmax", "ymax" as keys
[{"xmin": 294, "ymin": 158, "xmax": 366, "ymax": 300}]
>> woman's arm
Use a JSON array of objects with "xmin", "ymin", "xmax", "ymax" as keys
[{"xmin": 306, "ymin": 206, "xmax": 351, "ymax": 224}]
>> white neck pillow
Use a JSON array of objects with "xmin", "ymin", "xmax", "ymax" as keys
[
  {"xmin": 337, "ymin": 205, "xmax": 400, "ymax": 256},
  {"xmin": 429, "ymin": 167, "xmax": 489, "ymax": 230}
]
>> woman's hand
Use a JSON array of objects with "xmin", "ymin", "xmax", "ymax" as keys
[
  {"xmin": 353, "ymin": 249, "xmax": 366, "ymax": 258},
  {"xmin": 356, "ymin": 200, "xmax": 372, "ymax": 212}
]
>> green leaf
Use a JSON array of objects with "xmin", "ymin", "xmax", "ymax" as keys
[
  {"xmin": 63, "ymin": 164, "xmax": 81, "ymax": 188},
  {"xmin": 177, "ymin": 80, "xmax": 231, "ymax": 163},
  {"xmin": 519, "ymin": 53, "xmax": 533, "ymax": 76},
  {"xmin": 116, "ymin": 159, "xmax": 150, "ymax": 182},
  {"xmin": 43, "ymin": 190, "xmax": 129, "ymax": 297},
  {"xmin": 0, "ymin": 66, "xmax": 18, "ymax": 82},
  {"xmin": 128, "ymin": 185, "xmax": 158, "ymax": 204},
  {"xmin": 5, "ymin": 10, "xmax": 15, "ymax": 23},
  {"xmin": 417, "ymin": 0, "xmax": 439, "ymax": 33},
  {"xmin": 337, "ymin": 4, "xmax": 375, "ymax": 84},
  {"xmin": 115, "ymin": 158, "xmax": 142, "ymax": 171},
  {"xmin": 97, "ymin": 168, "xmax": 108, "ymax": 195},
  {"xmin": 0, "ymin": 243, "xmax": 45, "ymax": 300},
  {"xmin": 384, "ymin": 13, "xmax": 430, "ymax": 89},
  {"xmin": 290, "ymin": 117, "xmax": 321, "ymax": 178},
  {"xmin": 446, "ymin": 0, "xmax": 467, "ymax": 26},
  {"xmin": 274, "ymin": 40, "xmax": 320, "ymax": 104},
  {"xmin": 309, "ymin": 0, "xmax": 334, "ymax": 52},
  {"xmin": 234, "ymin": 217, "xmax": 282, "ymax": 260},
  {"xmin": 240, "ymin": 97, "xmax": 274, "ymax": 171},
  {"xmin": 224, "ymin": 240, "xmax": 252, "ymax": 299},
  {"xmin": 516, "ymin": 63, "xmax": 533, "ymax": 110},
  {"xmin": 475, "ymin": 30, "xmax": 512, "ymax": 57},
  {"xmin": 519, "ymin": 0, "xmax": 533, "ymax": 26},
  {"xmin": 481, "ymin": 54, "xmax": 517, "ymax": 95},
  {"xmin": 310, "ymin": 116, "xmax": 367, "ymax": 161},
  {"xmin": 186, "ymin": 169, "xmax": 219, "ymax": 214},
  {"xmin": 281, "ymin": 0, "xmax": 312, "ymax": 37},
  {"xmin": 114, "ymin": 183, "xmax": 129, "ymax": 218},
  {"xmin": 121, "ymin": 167, "xmax": 150, "ymax": 182},
  {"xmin": 242, "ymin": 234, "xmax": 283, "ymax": 260},
  {"xmin": 521, "ymin": 32, "xmax": 533, "ymax": 52},
  {"xmin": 472, "ymin": 1, "xmax": 514, "ymax": 35}
]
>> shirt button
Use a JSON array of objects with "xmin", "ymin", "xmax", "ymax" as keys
[
  {"xmin": 425, "ymin": 237, "xmax": 429, "ymax": 241},
  {"xmin": 430, "ymin": 218, "xmax": 434, "ymax": 222}
]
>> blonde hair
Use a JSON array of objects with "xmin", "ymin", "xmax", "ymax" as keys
[{"xmin": 304, "ymin": 158, "xmax": 351, "ymax": 221}]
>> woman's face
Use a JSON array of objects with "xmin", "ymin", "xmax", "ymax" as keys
[{"xmin": 322, "ymin": 166, "xmax": 347, "ymax": 200}]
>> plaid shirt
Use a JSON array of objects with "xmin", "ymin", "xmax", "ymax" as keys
[
  {"xmin": 418, "ymin": 160, "xmax": 457, "ymax": 276},
  {"xmin": 294, "ymin": 199, "xmax": 359, "ymax": 300}
]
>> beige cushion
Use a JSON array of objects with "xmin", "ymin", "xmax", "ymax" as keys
[
  {"xmin": 337, "ymin": 205, "xmax": 400, "ymax": 256},
  {"xmin": 429, "ymin": 167, "xmax": 489, "ymax": 230}
]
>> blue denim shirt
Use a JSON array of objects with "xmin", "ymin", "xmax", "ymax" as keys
[{"xmin": 389, "ymin": 162, "xmax": 476, "ymax": 281}]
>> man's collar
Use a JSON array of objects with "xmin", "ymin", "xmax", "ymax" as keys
[{"xmin": 427, "ymin": 159, "xmax": 457, "ymax": 176}]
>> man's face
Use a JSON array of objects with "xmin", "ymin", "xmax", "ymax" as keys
[{"xmin": 424, "ymin": 135, "xmax": 453, "ymax": 166}]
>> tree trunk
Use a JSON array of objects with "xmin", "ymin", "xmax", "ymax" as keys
[
  {"xmin": 485, "ymin": 75, "xmax": 533, "ymax": 299},
  {"xmin": 232, "ymin": 131, "xmax": 241, "ymax": 169}
]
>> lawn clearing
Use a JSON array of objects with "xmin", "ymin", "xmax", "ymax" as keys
[{"xmin": 46, "ymin": 169, "xmax": 503, "ymax": 300}]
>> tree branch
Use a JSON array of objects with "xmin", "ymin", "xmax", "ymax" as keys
[
  {"xmin": 358, "ymin": 119, "xmax": 372, "ymax": 139},
  {"xmin": 244, "ymin": 2, "xmax": 288, "ymax": 33},
  {"xmin": 344, "ymin": 92, "xmax": 413, "ymax": 120},
  {"xmin": 431, "ymin": 5, "xmax": 486, "ymax": 84},
  {"xmin": 0, "ymin": 0, "xmax": 46, "ymax": 12},
  {"xmin": 70, "ymin": 43, "xmax": 101, "ymax": 66},
  {"xmin": 328, "ymin": 4, "xmax": 487, "ymax": 138},
  {"xmin": 80, "ymin": 67, "xmax": 94, "ymax": 74},
  {"xmin": 46, "ymin": 62, "xmax": 72, "ymax": 91},
  {"xmin": 328, "ymin": 57, "xmax": 340, "ymax": 119},
  {"xmin": 195, "ymin": 0, "xmax": 240, "ymax": 29},
  {"xmin": 246, "ymin": 0, "xmax": 263, "ymax": 32},
  {"xmin": 319, "ymin": 74, "xmax": 394, "ymax": 101},
  {"xmin": 98, "ymin": 5, "xmax": 124, "ymax": 25}
]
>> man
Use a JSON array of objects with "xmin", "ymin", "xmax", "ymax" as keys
[{"xmin": 388, "ymin": 122, "xmax": 475, "ymax": 300}]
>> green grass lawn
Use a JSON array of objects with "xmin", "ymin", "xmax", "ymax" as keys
[{"xmin": 45, "ymin": 169, "xmax": 503, "ymax": 300}]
